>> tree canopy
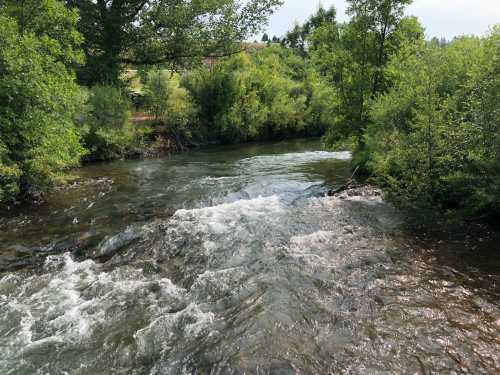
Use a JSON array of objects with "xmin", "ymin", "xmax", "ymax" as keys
[
  {"xmin": 66, "ymin": 0, "xmax": 283, "ymax": 84},
  {"xmin": 309, "ymin": 0, "xmax": 423, "ymax": 146},
  {"xmin": 281, "ymin": 5, "xmax": 337, "ymax": 55}
]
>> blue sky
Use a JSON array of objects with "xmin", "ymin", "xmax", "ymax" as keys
[{"xmin": 264, "ymin": 0, "xmax": 500, "ymax": 39}]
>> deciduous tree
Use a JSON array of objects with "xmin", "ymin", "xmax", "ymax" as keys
[{"xmin": 66, "ymin": 0, "xmax": 283, "ymax": 84}]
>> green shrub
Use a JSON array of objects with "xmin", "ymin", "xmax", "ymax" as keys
[
  {"xmin": 0, "ymin": 14, "xmax": 85, "ymax": 202},
  {"xmin": 144, "ymin": 70, "xmax": 172, "ymax": 122},
  {"xmin": 182, "ymin": 46, "xmax": 334, "ymax": 144},
  {"xmin": 144, "ymin": 70, "xmax": 196, "ymax": 144},
  {"xmin": 83, "ymin": 85, "xmax": 135, "ymax": 160},
  {"xmin": 365, "ymin": 31, "xmax": 500, "ymax": 218},
  {"xmin": 0, "ymin": 141, "xmax": 21, "ymax": 202},
  {"xmin": 304, "ymin": 75, "xmax": 340, "ymax": 137},
  {"xmin": 182, "ymin": 64, "xmax": 240, "ymax": 142}
]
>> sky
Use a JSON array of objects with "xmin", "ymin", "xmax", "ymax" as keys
[{"xmin": 263, "ymin": 0, "xmax": 500, "ymax": 40}]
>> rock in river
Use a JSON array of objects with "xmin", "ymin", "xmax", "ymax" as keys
[{"xmin": 93, "ymin": 226, "xmax": 143, "ymax": 258}]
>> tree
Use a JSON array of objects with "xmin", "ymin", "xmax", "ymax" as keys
[
  {"xmin": 262, "ymin": 33, "xmax": 270, "ymax": 43},
  {"xmin": 144, "ymin": 70, "xmax": 173, "ymax": 123},
  {"xmin": 66, "ymin": 0, "xmax": 283, "ymax": 85},
  {"xmin": 1, "ymin": 0, "xmax": 84, "ymax": 68},
  {"xmin": 0, "ymin": 10, "xmax": 86, "ymax": 202},
  {"xmin": 346, "ymin": 0, "xmax": 413, "ymax": 94},
  {"xmin": 309, "ymin": 0, "xmax": 419, "ymax": 147},
  {"xmin": 182, "ymin": 45, "xmax": 335, "ymax": 143},
  {"xmin": 143, "ymin": 70, "xmax": 195, "ymax": 147},
  {"xmin": 281, "ymin": 6, "xmax": 337, "ymax": 55},
  {"xmin": 364, "ymin": 29, "xmax": 500, "ymax": 218},
  {"xmin": 82, "ymin": 85, "xmax": 135, "ymax": 160}
]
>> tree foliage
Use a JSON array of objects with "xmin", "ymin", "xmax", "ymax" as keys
[
  {"xmin": 81, "ymin": 85, "xmax": 136, "ymax": 161},
  {"xmin": 143, "ymin": 70, "xmax": 196, "ymax": 146},
  {"xmin": 309, "ymin": 1, "xmax": 422, "ymax": 146},
  {"xmin": 281, "ymin": 5, "xmax": 337, "ymax": 55},
  {"xmin": 67, "ymin": 0, "xmax": 283, "ymax": 84},
  {"xmin": 0, "ymin": 9, "xmax": 86, "ymax": 203},
  {"xmin": 182, "ymin": 46, "xmax": 337, "ymax": 144},
  {"xmin": 364, "ymin": 29, "xmax": 500, "ymax": 217},
  {"xmin": 287, "ymin": 0, "xmax": 500, "ymax": 219},
  {"xmin": 2, "ymin": 0, "xmax": 84, "ymax": 68}
]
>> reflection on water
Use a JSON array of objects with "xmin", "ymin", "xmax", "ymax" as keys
[{"xmin": 0, "ymin": 139, "xmax": 499, "ymax": 374}]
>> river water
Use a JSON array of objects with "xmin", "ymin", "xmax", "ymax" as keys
[{"xmin": 0, "ymin": 140, "xmax": 499, "ymax": 374}]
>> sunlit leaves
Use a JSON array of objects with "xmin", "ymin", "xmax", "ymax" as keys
[{"xmin": 0, "ymin": 13, "xmax": 85, "ymax": 202}]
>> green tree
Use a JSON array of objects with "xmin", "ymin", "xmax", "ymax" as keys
[
  {"xmin": 365, "ymin": 29, "xmax": 500, "ymax": 218},
  {"xmin": 82, "ymin": 86, "xmax": 135, "ymax": 160},
  {"xmin": 143, "ymin": 70, "xmax": 196, "ymax": 148},
  {"xmin": 281, "ymin": 5, "xmax": 337, "ymax": 55},
  {"xmin": 66, "ymin": 0, "xmax": 283, "ymax": 84},
  {"xmin": 2, "ymin": 0, "xmax": 84, "ymax": 68},
  {"xmin": 144, "ymin": 70, "xmax": 173, "ymax": 123},
  {"xmin": 309, "ymin": 0, "xmax": 420, "ymax": 147},
  {"xmin": 347, "ymin": 0, "xmax": 413, "ymax": 94},
  {"xmin": 0, "ymin": 12, "xmax": 86, "ymax": 202},
  {"xmin": 182, "ymin": 46, "xmax": 335, "ymax": 143},
  {"xmin": 182, "ymin": 63, "xmax": 241, "ymax": 142}
]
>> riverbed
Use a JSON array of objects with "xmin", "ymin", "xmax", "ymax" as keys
[{"xmin": 1, "ymin": 140, "xmax": 499, "ymax": 374}]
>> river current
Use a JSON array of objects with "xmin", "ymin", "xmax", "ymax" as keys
[{"xmin": 0, "ymin": 140, "xmax": 499, "ymax": 374}]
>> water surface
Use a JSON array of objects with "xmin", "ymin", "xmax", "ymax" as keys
[{"xmin": 1, "ymin": 139, "xmax": 499, "ymax": 374}]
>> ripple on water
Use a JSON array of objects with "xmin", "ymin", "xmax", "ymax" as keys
[{"xmin": 0, "ymin": 145, "xmax": 499, "ymax": 374}]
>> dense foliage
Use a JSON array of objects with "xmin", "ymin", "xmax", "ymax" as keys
[
  {"xmin": 81, "ymin": 86, "xmax": 137, "ymax": 161},
  {"xmin": 66, "ymin": 0, "xmax": 283, "ymax": 84},
  {"xmin": 0, "ymin": 5, "xmax": 86, "ymax": 203},
  {"xmin": 281, "ymin": 6, "xmax": 337, "ymax": 55},
  {"xmin": 182, "ymin": 46, "xmax": 337, "ymax": 143},
  {"xmin": 365, "ymin": 30, "xmax": 500, "ymax": 217},
  {"xmin": 304, "ymin": 1, "xmax": 500, "ymax": 219},
  {"xmin": 143, "ymin": 70, "xmax": 196, "ymax": 149},
  {"xmin": 309, "ymin": 1, "xmax": 423, "ymax": 147}
]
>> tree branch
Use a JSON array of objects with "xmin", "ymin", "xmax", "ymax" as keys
[{"xmin": 120, "ymin": 46, "xmax": 251, "ymax": 66}]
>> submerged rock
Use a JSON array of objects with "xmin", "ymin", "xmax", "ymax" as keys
[{"xmin": 93, "ymin": 226, "xmax": 143, "ymax": 259}]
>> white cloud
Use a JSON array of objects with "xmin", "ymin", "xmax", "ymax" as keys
[{"xmin": 264, "ymin": 0, "xmax": 500, "ymax": 39}]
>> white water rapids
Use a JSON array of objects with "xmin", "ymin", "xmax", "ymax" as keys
[{"xmin": 1, "ymin": 142, "xmax": 499, "ymax": 374}]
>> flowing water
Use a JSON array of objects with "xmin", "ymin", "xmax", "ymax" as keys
[{"xmin": 0, "ymin": 140, "xmax": 499, "ymax": 374}]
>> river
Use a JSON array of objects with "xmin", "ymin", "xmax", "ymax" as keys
[{"xmin": 0, "ymin": 139, "xmax": 499, "ymax": 374}]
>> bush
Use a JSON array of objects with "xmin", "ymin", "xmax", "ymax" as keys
[
  {"xmin": 182, "ymin": 46, "xmax": 336, "ymax": 144},
  {"xmin": 143, "ymin": 70, "xmax": 196, "ymax": 145},
  {"xmin": 83, "ymin": 85, "xmax": 135, "ymax": 160},
  {"xmin": 182, "ymin": 63, "xmax": 241, "ymax": 142},
  {"xmin": 0, "ymin": 15, "xmax": 85, "ymax": 203},
  {"xmin": 0, "ymin": 141, "xmax": 21, "ymax": 202},
  {"xmin": 144, "ymin": 70, "xmax": 172, "ymax": 122},
  {"xmin": 364, "ymin": 32, "xmax": 500, "ymax": 218}
]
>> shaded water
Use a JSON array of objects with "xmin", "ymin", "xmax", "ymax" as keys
[{"xmin": 1, "ymin": 140, "xmax": 499, "ymax": 374}]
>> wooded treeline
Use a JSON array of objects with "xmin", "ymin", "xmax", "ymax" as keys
[
  {"xmin": 0, "ymin": 0, "xmax": 499, "ymax": 219},
  {"xmin": 295, "ymin": 2, "xmax": 500, "ymax": 218}
]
